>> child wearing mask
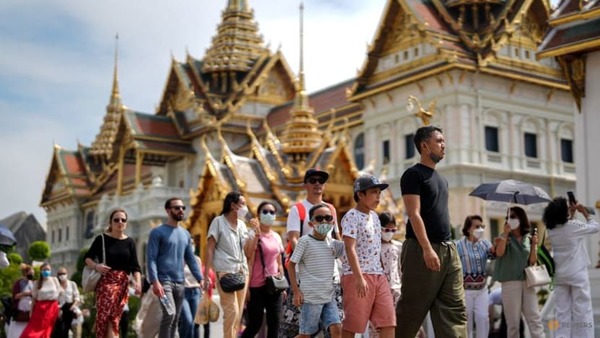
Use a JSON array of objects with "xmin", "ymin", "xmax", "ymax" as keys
[
  {"xmin": 341, "ymin": 175, "xmax": 396, "ymax": 338},
  {"xmin": 287, "ymin": 203, "xmax": 345, "ymax": 338}
]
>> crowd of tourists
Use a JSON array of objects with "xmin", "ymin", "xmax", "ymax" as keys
[{"xmin": 2, "ymin": 125, "xmax": 598, "ymax": 338}]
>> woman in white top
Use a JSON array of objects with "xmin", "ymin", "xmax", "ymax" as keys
[
  {"xmin": 204, "ymin": 191, "xmax": 249, "ymax": 338},
  {"xmin": 21, "ymin": 262, "xmax": 63, "ymax": 338},
  {"xmin": 52, "ymin": 267, "xmax": 81, "ymax": 338},
  {"xmin": 543, "ymin": 197, "xmax": 599, "ymax": 338}
]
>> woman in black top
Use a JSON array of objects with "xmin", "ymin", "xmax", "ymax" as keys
[{"xmin": 84, "ymin": 208, "xmax": 141, "ymax": 338}]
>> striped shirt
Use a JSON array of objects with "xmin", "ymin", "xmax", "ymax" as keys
[
  {"xmin": 455, "ymin": 237, "xmax": 492, "ymax": 287},
  {"xmin": 290, "ymin": 235, "xmax": 345, "ymax": 304}
]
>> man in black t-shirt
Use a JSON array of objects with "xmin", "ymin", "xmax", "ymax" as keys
[{"xmin": 395, "ymin": 125, "xmax": 467, "ymax": 338}]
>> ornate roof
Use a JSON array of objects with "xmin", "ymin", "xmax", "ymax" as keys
[
  {"xmin": 538, "ymin": 0, "xmax": 600, "ymax": 110},
  {"xmin": 350, "ymin": 0, "xmax": 565, "ymax": 99},
  {"xmin": 41, "ymin": 145, "xmax": 94, "ymax": 207}
]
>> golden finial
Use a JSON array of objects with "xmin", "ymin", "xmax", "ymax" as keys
[{"xmin": 407, "ymin": 95, "xmax": 436, "ymax": 126}]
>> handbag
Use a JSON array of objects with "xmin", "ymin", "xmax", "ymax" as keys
[
  {"xmin": 258, "ymin": 238, "xmax": 289, "ymax": 294},
  {"xmin": 525, "ymin": 264, "xmax": 551, "ymax": 288},
  {"xmin": 194, "ymin": 293, "xmax": 220, "ymax": 325},
  {"xmin": 13, "ymin": 310, "xmax": 30, "ymax": 322},
  {"xmin": 219, "ymin": 272, "xmax": 245, "ymax": 292},
  {"xmin": 82, "ymin": 234, "xmax": 105, "ymax": 293}
]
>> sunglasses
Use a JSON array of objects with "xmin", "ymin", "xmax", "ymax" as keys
[
  {"xmin": 170, "ymin": 205, "xmax": 186, "ymax": 211},
  {"xmin": 57, "ymin": 273, "xmax": 66, "ymax": 276},
  {"xmin": 382, "ymin": 228, "xmax": 396, "ymax": 233},
  {"xmin": 261, "ymin": 209, "xmax": 276, "ymax": 215},
  {"xmin": 312, "ymin": 215, "xmax": 334, "ymax": 222},
  {"xmin": 505, "ymin": 215, "xmax": 517, "ymax": 220},
  {"xmin": 306, "ymin": 177, "xmax": 327, "ymax": 185},
  {"xmin": 113, "ymin": 218, "xmax": 127, "ymax": 223}
]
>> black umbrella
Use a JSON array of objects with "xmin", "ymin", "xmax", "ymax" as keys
[
  {"xmin": 469, "ymin": 179, "xmax": 551, "ymax": 205},
  {"xmin": 0, "ymin": 224, "xmax": 17, "ymax": 246}
]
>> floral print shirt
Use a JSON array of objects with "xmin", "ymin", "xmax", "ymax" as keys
[
  {"xmin": 341, "ymin": 208, "xmax": 383, "ymax": 275},
  {"xmin": 381, "ymin": 240, "xmax": 402, "ymax": 290}
]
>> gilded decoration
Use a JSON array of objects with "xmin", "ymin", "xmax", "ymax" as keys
[{"xmin": 258, "ymin": 70, "xmax": 289, "ymax": 99}]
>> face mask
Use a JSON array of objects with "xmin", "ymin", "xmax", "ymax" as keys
[
  {"xmin": 41, "ymin": 270, "xmax": 51, "ymax": 278},
  {"xmin": 381, "ymin": 232, "xmax": 394, "ymax": 242},
  {"xmin": 507, "ymin": 218, "xmax": 520, "ymax": 230},
  {"xmin": 260, "ymin": 213, "xmax": 276, "ymax": 226},
  {"xmin": 58, "ymin": 274, "xmax": 67, "ymax": 282},
  {"xmin": 424, "ymin": 144, "xmax": 442, "ymax": 163},
  {"xmin": 315, "ymin": 223, "xmax": 333, "ymax": 236},
  {"xmin": 237, "ymin": 206, "xmax": 248, "ymax": 219},
  {"xmin": 473, "ymin": 228, "xmax": 485, "ymax": 239},
  {"xmin": 26, "ymin": 273, "xmax": 34, "ymax": 280}
]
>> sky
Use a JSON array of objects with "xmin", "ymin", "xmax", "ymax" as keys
[{"xmin": 0, "ymin": 0, "xmax": 387, "ymax": 225}]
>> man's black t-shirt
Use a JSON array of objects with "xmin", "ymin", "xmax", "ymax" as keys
[{"xmin": 400, "ymin": 163, "xmax": 451, "ymax": 242}]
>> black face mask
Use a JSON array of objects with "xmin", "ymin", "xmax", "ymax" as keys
[{"xmin": 26, "ymin": 274, "xmax": 34, "ymax": 280}]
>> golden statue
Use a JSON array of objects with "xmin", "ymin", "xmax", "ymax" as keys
[{"xmin": 407, "ymin": 95, "xmax": 436, "ymax": 125}]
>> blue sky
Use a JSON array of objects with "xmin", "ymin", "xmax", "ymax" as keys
[{"xmin": 0, "ymin": 0, "xmax": 386, "ymax": 225}]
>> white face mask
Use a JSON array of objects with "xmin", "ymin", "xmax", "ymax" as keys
[
  {"xmin": 472, "ymin": 228, "xmax": 485, "ymax": 239},
  {"xmin": 315, "ymin": 223, "xmax": 333, "ymax": 236},
  {"xmin": 507, "ymin": 218, "xmax": 520, "ymax": 230},
  {"xmin": 260, "ymin": 213, "xmax": 276, "ymax": 226},
  {"xmin": 381, "ymin": 232, "xmax": 394, "ymax": 242},
  {"xmin": 58, "ymin": 274, "xmax": 67, "ymax": 282},
  {"xmin": 237, "ymin": 206, "xmax": 248, "ymax": 219}
]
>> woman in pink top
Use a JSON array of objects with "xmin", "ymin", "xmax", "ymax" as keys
[{"xmin": 241, "ymin": 202, "xmax": 285, "ymax": 338}]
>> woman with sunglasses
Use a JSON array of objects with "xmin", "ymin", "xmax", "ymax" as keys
[
  {"xmin": 205, "ymin": 191, "xmax": 250, "ymax": 338},
  {"xmin": 492, "ymin": 206, "xmax": 544, "ymax": 338},
  {"xmin": 455, "ymin": 215, "xmax": 492, "ymax": 338},
  {"xmin": 84, "ymin": 208, "xmax": 142, "ymax": 338},
  {"xmin": 543, "ymin": 197, "xmax": 598, "ymax": 338},
  {"xmin": 240, "ymin": 201, "xmax": 285, "ymax": 338},
  {"xmin": 20, "ymin": 262, "xmax": 62, "ymax": 338}
]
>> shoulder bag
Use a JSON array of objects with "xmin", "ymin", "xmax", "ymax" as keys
[
  {"xmin": 218, "ymin": 220, "xmax": 245, "ymax": 293},
  {"xmin": 82, "ymin": 234, "xmax": 105, "ymax": 293},
  {"xmin": 258, "ymin": 238, "xmax": 289, "ymax": 294}
]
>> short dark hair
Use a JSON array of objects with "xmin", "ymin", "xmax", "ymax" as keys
[
  {"xmin": 413, "ymin": 125, "xmax": 443, "ymax": 154},
  {"xmin": 542, "ymin": 197, "xmax": 569, "ymax": 230},
  {"xmin": 510, "ymin": 206, "xmax": 531, "ymax": 236},
  {"xmin": 309, "ymin": 203, "xmax": 330, "ymax": 220},
  {"xmin": 378, "ymin": 211, "xmax": 396, "ymax": 227},
  {"xmin": 164, "ymin": 197, "xmax": 182, "ymax": 209},
  {"xmin": 220, "ymin": 191, "xmax": 243, "ymax": 215},
  {"xmin": 462, "ymin": 215, "xmax": 483, "ymax": 237}
]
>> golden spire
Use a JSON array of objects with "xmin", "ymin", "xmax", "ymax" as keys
[
  {"xmin": 201, "ymin": 0, "xmax": 267, "ymax": 74},
  {"xmin": 107, "ymin": 34, "xmax": 122, "ymax": 112},
  {"xmin": 90, "ymin": 34, "xmax": 124, "ymax": 158},
  {"xmin": 280, "ymin": 1, "xmax": 321, "ymax": 162}
]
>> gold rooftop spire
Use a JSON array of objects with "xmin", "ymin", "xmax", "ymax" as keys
[
  {"xmin": 201, "ymin": 0, "xmax": 267, "ymax": 74},
  {"xmin": 280, "ymin": 1, "xmax": 321, "ymax": 162}
]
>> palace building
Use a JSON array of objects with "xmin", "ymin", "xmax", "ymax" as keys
[{"xmin": 41, "ymin": 0, "xmax": 576, "ymax": 283}]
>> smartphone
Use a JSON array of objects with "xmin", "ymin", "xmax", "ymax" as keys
[{"xmin": 567, "ymin": 191, "xmax": 577, "ymax": 205}]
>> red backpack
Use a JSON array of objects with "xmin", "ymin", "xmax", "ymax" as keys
[{"xmin": 284, "ymin": 201, "xmax": 337, "ymax": 268}]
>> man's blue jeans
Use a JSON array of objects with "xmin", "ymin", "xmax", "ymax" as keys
[{"xmin": 179, "ymin": 287, "xmax": 201, "ymax": 338}]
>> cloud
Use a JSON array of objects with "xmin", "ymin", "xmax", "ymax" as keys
[{"xmin": 0, "ymin": 0, "xmax": 386, "ymax": 224}]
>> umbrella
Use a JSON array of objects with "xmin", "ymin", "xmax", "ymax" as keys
[
  {"xmin": 469, "ymin": 179, "xmax": 551, "ymax": 205},
  {"xmin": 0, "ymin": 224, "xmax": 17, "ymax": 246}
]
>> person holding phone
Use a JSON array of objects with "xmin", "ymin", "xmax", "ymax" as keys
[{"xmin": 543, "ymin": 194, "xmax": 599, "ymax": 338}]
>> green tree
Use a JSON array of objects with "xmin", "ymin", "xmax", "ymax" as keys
[{"xmin": 28, "ymin": 241, "xmax": 51, "ymax": 261}]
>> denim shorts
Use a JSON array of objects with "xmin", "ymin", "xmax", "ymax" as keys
[{"xmin": 299, "ymin": 299, "xmax": 341, "ymax": 335}]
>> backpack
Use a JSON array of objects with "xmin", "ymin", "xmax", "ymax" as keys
[{"xmin": 284, "ymin": 201, "xmax": 337, "ymax": 268}]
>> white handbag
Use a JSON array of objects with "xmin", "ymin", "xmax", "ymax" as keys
[
  {"xmin": 82, "ymin": 234, "xmax": 105, "ymax": 293},
  {"xmin": 525, "ymin": 264, "xmax": 551, "ymax": 288}
]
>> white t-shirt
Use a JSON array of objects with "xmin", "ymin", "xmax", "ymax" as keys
[
  {"xmin": 341, "ymin": 208, "xmax": 384, "ymax": 275},
  {"xmin": 32, "ymin": 277, "xmax": 61, "ymax": 301}
]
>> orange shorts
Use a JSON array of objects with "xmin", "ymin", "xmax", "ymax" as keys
[{"xmin": 341, "ymin": 274, "xmax": 396, "ymax": 333}]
